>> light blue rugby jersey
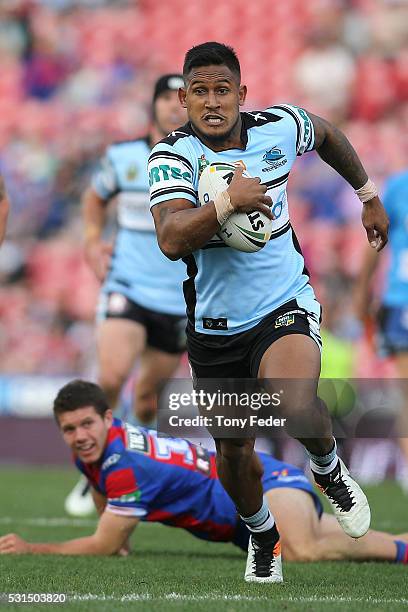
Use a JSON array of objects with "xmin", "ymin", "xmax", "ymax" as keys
[
  {"xmin": 92, "ymin": 138, "xmax": 186, "ymax": 316},
  {"xmin": 148, "ymin": 105, "xmax": 321, "ymax": 334},
  {"xmin": 381, "ymin": 170, "xmax": 408, "ymax": 307}
]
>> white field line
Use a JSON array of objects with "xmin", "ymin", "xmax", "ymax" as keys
[
  {"xmin": 0, "ymin": 517, "xmax": 96, "ymax": 528},
  {"xmin": 1, "ymin": 593, "xmax": 408, "ymax": 604},
  {"xmin": 68, "ymin": 593, "xmax": 408, "ymax": 604},
  {"xmin": 0, "ymin": 516, "xmax": 405, "ymax": 532}
]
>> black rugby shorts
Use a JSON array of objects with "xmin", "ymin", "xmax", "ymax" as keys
[
  {"xmin": 98, "ymin": 292, "xmax": 186, "ymax": 355},
  {"xmin": 188, "ymin": 299, "xmax": 322, "ymax": 379}
]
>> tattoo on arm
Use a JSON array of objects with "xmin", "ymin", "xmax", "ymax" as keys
[{"xmin": 310, "ymin": 113, "xmax": 368, "ymax": 190}]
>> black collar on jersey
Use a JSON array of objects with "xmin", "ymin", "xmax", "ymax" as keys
[
  {"xmin": 240, "ymin": 111, "xmax": 283, "ymax": 147},
  {"xmin": 191, "ymin": 111, "xmax": 283, "ymax": 150}
]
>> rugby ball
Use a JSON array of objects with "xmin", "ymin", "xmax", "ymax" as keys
[{"xmin": 198, "ymin": 162, "xmax": 272, "ymax": 253}]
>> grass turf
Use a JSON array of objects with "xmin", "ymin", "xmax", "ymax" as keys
[{"xmin": 0, "ymin": 467, "xmax": 407, "ymax": 611}]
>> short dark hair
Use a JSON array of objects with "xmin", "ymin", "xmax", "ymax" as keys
[
  {"xmin": 183, "ymin": 42, "xmax": 241, "ymax": 81},
  {"xmin": 53, "ymin": 379, "xmax": 109, "ymax": 420}
]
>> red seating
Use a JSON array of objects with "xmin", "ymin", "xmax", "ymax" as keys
[{"xmin": 0, "ymin": 0, "xmax": 407, "ymax": 375}]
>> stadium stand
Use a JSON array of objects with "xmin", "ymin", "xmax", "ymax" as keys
[{"xmin": 0, "ymin": 0, "xmax": 406, "ymax": 389}]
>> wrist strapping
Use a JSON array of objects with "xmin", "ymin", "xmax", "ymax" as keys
[
  {"xmin": 214, "ymin": 190, "xmax": 234, "ymax": 225},
  {"xmin": 355, "ymin": 179, "xmax": 378, "ymax": 203}
]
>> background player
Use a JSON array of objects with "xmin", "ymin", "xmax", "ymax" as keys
[
  {"xmin": 148, "ymin": 42, "xmax": 389, "ymax": 582},
  {"xmin": 1, "ymin": 379, "xmax": 407, "ymax": 567},
  {"xmin": 84, "ymin": 74, "xmax": 187, "ymax": 424},
  {"xmin": 354, "ymin": 168, "xmax": 408, "ymax": 479},
  {"xmin": 66, "ymin": 75, "xmax": 187, "ymax": 517},
  {"xmin": 0, "ymin": 174, "xmax": 9, "ymax": 247}
]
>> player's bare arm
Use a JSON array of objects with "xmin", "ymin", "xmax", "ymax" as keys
[
  {"xmin": 90, "ymin": 486, "xmax": 106, "ymax": 516},
  {"xmin": 0, "ymin": 511, "xmax": 139, "ymax": 556},
  {"xmin": 152, "ymin": 167, "xmax": 272, "ymax": 260},
  {"xmin": 82, "ymin": 187, "xmax": 113, "ymax": 281},
  {"xmin": 310, "ymin": 112, "xmax": 389, "ymax": 252},
  {"xmin": 90, "ymin": 487, "xmax": 131, "ymax": 556},
  {"xmin": 353, "ymin": 246, "xmax": 380, "ymax": 321},
  {"xmin": 0, "ymin": 175, "xmax": 10, "ymax": 247}
]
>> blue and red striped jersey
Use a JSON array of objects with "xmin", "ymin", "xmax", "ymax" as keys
[{"xmin": 75, "ymin": 418, "xmax": 319, "ymax": 542}]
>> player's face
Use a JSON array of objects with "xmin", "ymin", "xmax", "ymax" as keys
[
  {"xmin": 58, "ymin": 406, "xmax": 113, "ymax": 463},
  {"xmin": 180, "ymin": 64, "xmax": 247, "ymax": 147},
  {"xmin": 154, "ymin": 90, "xmax": 187, "ymax": 136}
]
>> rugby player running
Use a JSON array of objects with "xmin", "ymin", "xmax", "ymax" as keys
[{"xmin": 147, "ymin": 42, "xmax": 389, "ymax": 582}]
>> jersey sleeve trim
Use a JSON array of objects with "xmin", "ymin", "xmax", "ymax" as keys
[
  {"xmin": 105, "ymin": 467, "xmax": 138, "ymax": 499},
  {"xmin": 149, "ymin": 150, "xmax": 194, "ymax": 173},
  {"xmin": 272, "ymin": 105, "xmax": 302, "ymax": 152},
  {"xmin": 271, "ymin": 104, "xmax": 315, "ymax": 155},
  {"xmin": 148, "ymin": 144, "xmax": 197, "ymax": 208},
  {"xmin": 106, "ymin": 504, "xmax": 147, "ymax": 518},
  {"xmin": 150, "ymin": 186, "xmax": 197, "ymax": 203}
]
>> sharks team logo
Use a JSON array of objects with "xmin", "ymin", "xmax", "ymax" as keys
[{"xmin": 262, "ymin": 147, "xmax": 287, "ymax": 172}]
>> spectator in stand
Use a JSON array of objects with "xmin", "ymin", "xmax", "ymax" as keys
[
  {"xmin": 0, "ymin": 174, "xmax": 10, "ymax": 247},
  {"xmin": 293, "ymin": 6, "xmax": 356, "ymax": 122}
]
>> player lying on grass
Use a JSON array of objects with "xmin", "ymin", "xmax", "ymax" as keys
[{"xmin": 1, "ymin": 380, "xmax": 407, "ymax": 564}]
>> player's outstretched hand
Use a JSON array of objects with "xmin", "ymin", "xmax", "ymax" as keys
[
  {"xmin": 118, "ymin": 536, "xmax": 131, "ymax": 557},
  {"xmin": 361, "ymin": 196, "xmax": 389, "ymax": 252},
  {"xmin": 84, "ymin": 240, "xmax": 113, "ymax": 282},
  {"xmin": 0, "ymin": 533, "xmax": 31, "ymax": 554},
  {"xmin": 227, "ymin": 167, "xmax": 273, "ymax": 219}
]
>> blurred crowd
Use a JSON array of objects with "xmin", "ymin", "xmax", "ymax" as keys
[{"xmin": 0, "ymin": 0, "xmax": 407, "ymax": 376}]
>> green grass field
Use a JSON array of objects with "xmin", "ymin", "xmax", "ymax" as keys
[{"xmin": 1, "ymin": 467, "xmax": 407, "ymax": 611}]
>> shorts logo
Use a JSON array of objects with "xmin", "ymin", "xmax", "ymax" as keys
[
  {"xmin": 275, "ymin": 313, "xmax": 295, "ymax": 328},
  {"xmin": 108, "ymin": 293, "xmax": 128, "ymax": 315},
  {"xmin": 203, "ymin": 317, "xmax": 228, "ymax": 330}
]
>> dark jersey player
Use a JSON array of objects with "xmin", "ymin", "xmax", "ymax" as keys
[
  {"xmin": 1, "ymin": 380, "xmax": 407, "ymax": 568},
  {"xmin": 148, "ymin": 42, "xmax": 389, "ymax": 582}
]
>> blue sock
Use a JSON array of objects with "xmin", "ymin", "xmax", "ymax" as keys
[{"xmin": 394, "ymin": 540, "xmax": 408, "ymax": 563}]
